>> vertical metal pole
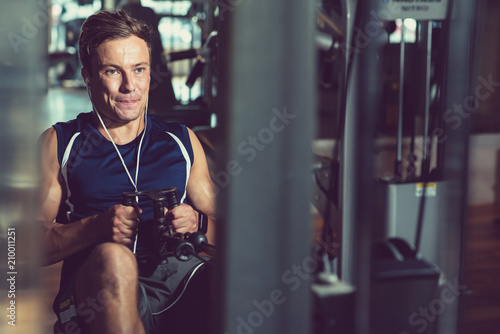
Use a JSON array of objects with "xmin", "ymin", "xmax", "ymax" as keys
[
  {"xmin": 340, "ymin": 0, "xmax": 357, "ymax": 286},
  {"xmin": 0, "ymin": 0, "xmax": 46, "ymax": 333},
  {"xmin": 422, "ymin": 21, "xmax": 433, "ymax": 179},
  {"xmin": 216, "ymin": 1, "xmax": 316, "ymax": 334},
  {"xmin": 204, "ymin": 0, "xmax": 215, "ymax": 110},
  {"xmin": 437, "ymin": 0, "xmax": 476, "ymax": 333},
  {"xmin": 396, "ymin": 19, "xmax": 406, "ymax": 175},
  {"xmin": 342, "ymin": 1, "xmax": 386, "ymax": 333}
]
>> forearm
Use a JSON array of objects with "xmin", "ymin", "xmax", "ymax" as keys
[
  {"xmin": 42, "ymin": 215, "xmax": 106, "ymax": 266},
  {"xmin": 205, "ymin": 214, "xmax": 216, "ymax": 246}
]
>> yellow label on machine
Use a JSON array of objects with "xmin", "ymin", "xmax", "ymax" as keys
[
  {"xmin": 416, "ymin": 182, "xmax": 437, "ymax": 197},
  {"xmin": 59, "ymin": 298, "xmax": 70, "ymax": 309}
]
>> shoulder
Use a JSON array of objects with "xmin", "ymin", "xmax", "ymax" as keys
[
  {"xmin": 149, "ymin": 114, "xmax": 190, "ymax": 141},
  {"xmin": 38, "ymin": 127, "xmax": 59, "ymax": 170},
  {"xmin": 38, "ymin": 127, "xmax": 57, "ymax": 150},
  {"xmin": 53, "ymin": 112, "xmax": 92, "ymax": 139},
  {"xmin": 53, "ymin": 112, "xmax": 92, "ymax": 128},
  {"xmin": 50, "ymin": 112, "xmax": 92, "ymax": 163},
  {"xmin": 148, "ymin": 115, "xmax": 195, "ymax": 161}
]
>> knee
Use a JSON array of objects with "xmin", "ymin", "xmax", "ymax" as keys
[
  {"xmin": 73, "ymin": 243, "xmax": 140, "ymax": 320},
  {"xmin": 92, "ymin": 242, "xmax": 135, "ymax": 265},
  {"xmin": 80, "ymin": 242, "xmax": 138, "ymax": 285}
]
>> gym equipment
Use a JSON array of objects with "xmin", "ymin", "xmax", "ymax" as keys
[
  {"xmin": 122, "ymin": 187, "xmax": 209, "ymax": 275},
  {"xmin": 166, "ymin": 31, "xmax": 218, "ymax": 88},
  {"xmin": 371, "ymin": 238, "xmax": 440, "ymax": 334}
]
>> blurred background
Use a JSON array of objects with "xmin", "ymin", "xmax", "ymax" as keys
[{"xmin": 0, "ymin": 0, "xmax": 499, "ymax": 333}]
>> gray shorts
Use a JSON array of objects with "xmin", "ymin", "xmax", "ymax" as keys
[{"xmin": 53, "ymin": 256, "xmax": 210, "ymax": 334}]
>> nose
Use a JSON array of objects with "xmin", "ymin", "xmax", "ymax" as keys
[{"xmin": 120, "ymin": 72, "xmax": 135, "ymax": 93}]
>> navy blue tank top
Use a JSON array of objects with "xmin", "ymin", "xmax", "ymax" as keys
[{"xmin": 53, "ymin": 112, "xmax": 194, "ymax": 286}]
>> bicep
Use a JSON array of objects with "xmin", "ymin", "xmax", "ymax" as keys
[{"xmin": 186, "ymin": 128, "xmax": 216, "ymax": 215}]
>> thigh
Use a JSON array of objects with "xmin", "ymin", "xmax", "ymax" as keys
[{"xmin": 138, "ymin": 256, "xmax": 213, "ymax": 334}]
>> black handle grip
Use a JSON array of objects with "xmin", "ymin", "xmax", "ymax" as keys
[
  {"xmin": 165, "ymin": 190, "xmax": 179, "ymax": 210},
  {"xmin": 122, "ymin": 193, "xmax": 137, "ymax": 207},
  {"xmin": 167, "ymin": 49, "xmax": 198, "ymax": 62},
  {"xmin": 120, "ymin": 187, "xmax": 210, "ymax": 263},
  {"xmin": 185, "ymin": 59, "xmax": 205, "ymax": 88}
]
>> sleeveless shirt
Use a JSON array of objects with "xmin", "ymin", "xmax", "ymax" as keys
[{"xmin": 53, "ymin": 112, "xmax": 194, "ymax": 288}]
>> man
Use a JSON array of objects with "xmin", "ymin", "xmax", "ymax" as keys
[{"xmin": 38, "ymin": 10, "xmax": 216, "ymax": 334}]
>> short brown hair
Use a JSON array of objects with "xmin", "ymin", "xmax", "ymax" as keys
[{"xmin": 78, "ymin": 10, "xmax": 152, "ymax": 73}]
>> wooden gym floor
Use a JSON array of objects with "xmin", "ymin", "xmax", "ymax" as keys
[{"xmin": 462, "ymin": 204, "xmax": 500, "ymax": 334}]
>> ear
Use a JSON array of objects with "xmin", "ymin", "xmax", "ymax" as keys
[{"xmin": 81, "ymin": 67, "xmax": 91, "ymax": 86}]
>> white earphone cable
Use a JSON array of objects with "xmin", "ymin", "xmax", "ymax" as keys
[
  {"xmin": 93, "ymin": 106, "xmax": 147, "ymax": 192},
  {"xmin": 87, "ymin": 83, "xmax": 148, "ymax": 255}
]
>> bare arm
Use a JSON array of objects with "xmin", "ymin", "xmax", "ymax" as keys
[
  {"xmin": 38, "ymin": 128, "xmax": 140, "ymax": 266},
  {"xmin": 186, "ymin": 128, "xmax": 217, "ymax": 245},
  {"xmin": 168, "ymin": 128, "xmax": 216, "ymax": 246}
]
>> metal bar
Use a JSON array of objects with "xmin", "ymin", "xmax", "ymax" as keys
[
  {"xmin": 422, "ymin": 20, "xmax": 433, "ymax": 179},
  {"xmin": 216, "ymin": 0, "xmax": 316, "ymax": 333},
  {"xmin": 342, "ymin": 1, "xmax": 385, "ymax": 332},
  {"xmin": 397, "ymin": 20, "xmax": 406, "ymax": 167},
  {"xmin": 340, "ymin": 0, "xmax": 357, "ymax": 285},
  {"xmin": 437, "ymin": 0, "xmax": 477, "ymax": 332}
]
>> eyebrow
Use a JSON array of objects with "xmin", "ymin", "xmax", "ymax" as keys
[
  {"xmin": 133, "ymin": 62, "xmax": 150, "ymax": 67},
  {"xmin": 98, "ymin": 62, "xmax": 150, "ymax": 69}
]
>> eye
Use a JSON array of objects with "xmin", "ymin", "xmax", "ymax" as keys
[
  {"xmin": 135, "ymin": 67, "xmax": 145, "ymax": 74},
  {"xmin": 105, "ymin": 69, "xmax": 118, "ymax": 75}
]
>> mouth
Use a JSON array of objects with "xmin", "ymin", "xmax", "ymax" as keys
[{"xmin": 115, "ymin": 97, "xmax": 140, "ymax": 107}]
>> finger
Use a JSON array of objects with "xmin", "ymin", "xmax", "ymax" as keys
[
  {"xmin": 118, "ymin": 204, "xmax": 141, "ymax": 217},
  {"xmin": 111, "ymin": 213, "xmax": 137, "ymax": 230},
  {"xmin": 133, "ymin": 204, "xmax": 142, "ymax": 215},
  {"xmin": 124, "ymin": 217, "xmax": 141, "ymax": 230},
  {"xmin": 121, "ymin": 223, "xmax": 138, "ymax": 236},
  {"xmin": 112, "ymin": 226, "xmax": 136, "ymax": 244},
  {"xmin": 171, "ymin": 216, "xmax": 197, "ymax": 233},
  {"xmin": 123, "ymin": 220, "xmax": 141, "ymax": 235},
  {"xmin": 126, "ymin": 205, "xmax": 142, "ymax": 218},
  {"xmin": 168, "ymin": 204, "xmax": 193, "ymax": 219},
  {"xmin": 112, "ymin": 234, "xmax": 135, "ymax": 246}
]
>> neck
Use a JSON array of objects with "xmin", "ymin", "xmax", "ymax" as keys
[{"xmin": 93, "ymin": 111, "xmax": 146, "ymax": 145}]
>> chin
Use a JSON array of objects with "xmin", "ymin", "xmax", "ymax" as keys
[{"xmin": 115, "ymin": 106, "xmax": 144, "ymax": 121}]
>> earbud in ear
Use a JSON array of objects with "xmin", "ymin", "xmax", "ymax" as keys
[{"xmin": 85, "ymin": 78, "xmax": 93, "ymax": 100}]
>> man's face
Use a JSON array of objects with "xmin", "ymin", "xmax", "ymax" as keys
[{"xmin": 84, "ymin": 35, "xmax": 151, "ymax": 124}]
